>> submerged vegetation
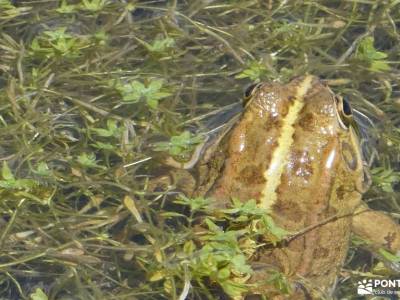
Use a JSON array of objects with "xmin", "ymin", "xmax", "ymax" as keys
[{"xmin": 0, "ymin": 0, "xmax": 400, "ymax": 299}]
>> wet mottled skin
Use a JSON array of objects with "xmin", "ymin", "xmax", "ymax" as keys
[
  {"xmin": 164, "ymin": 75, "xmax": 400, "ymax": 299},
  {"xmin": 197, "ymin": 76, "xmax": 365, "ymax": 298}
]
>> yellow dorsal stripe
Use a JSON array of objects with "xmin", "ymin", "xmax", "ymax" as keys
[{"xmin": 260, "ymin": 76, "xmax": 314, "ymax": 210}]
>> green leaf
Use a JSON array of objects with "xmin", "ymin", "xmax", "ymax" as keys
[
  {"xmin": 217, "ymin": 267, "xmax": 231, "ymax": 280},
  {"xmin": 174, "ymin": 196, "xmax": 210, "ymax": 212},
  {"xmin": 2, "ymin": 161, "xmax": 15, "ymax": 181},
  {"xmin": 153, "ymin": 131, "xmax": 203, "ymax": 157},
  {"xmin": 77, "ymin": 153, "xmax": 98, "ymax": 168},
  {"xmin": 0, "ymin": 180, "xmax": 16, "ymax": 189},
  {"xmin": 183, "ymin": 240, "xmax": 196, "ymax": 255},
  {"xmin": 159, "ymin": 211, "xmax": 186, "ymax": 218},
  {"xmin": 13, "ymin": 179, "xmax": 38, "ymax": 189},
  {"xmin": 267, "ymin": 271, "xmax": 291, "ymax": 294},
  {"xmin": 130, "ymin": 80, "xmax": 146, "ymax": 94},
  {"xmin": 34, "ymin": 162, "xmax": 51, "ymax": 176},
  {"xmin": 371, "ymin": 167, "xmax": 400, "ymax": 193},
  {"xmin": 56, "ymin": 0, "xmax": 77, "ymax": 13},
  {"xmin": 220, "ymin": 280, "xmax": 249, "ymax": 298},
  {"xmin": 80, "ymin": 0, "xmax": 108, "ymax": 12},
  {"xmin": 122, "ymin": 94, "xmax": 140, "ymax": 103},
  {"xmin": 205, "ymin": 218, "xmax": 222, "ymax": 233},
  {"xmin": 93, "ymin": 30, "xmax": 108, "ymax": 45},
  {"xmin": 146, "ymin": 97, "xmax": 159, "ymax": 109},
  {"xmin": 152, "ymin": 141, "xmax": 169, "ymax": 152},
  {"xmin": 92, "ymin": 142, "xmax": 115, "ymax": 150},
  {"xmin": 0, "ymin": 0, "xmax": 31, "ymax": 19},
  {"xmin": 357, "ymin": 37, "xmax": 387, "ymax": 60},
  {"xmin": 147, "ymin": 37, "xmax": 175, "ymax": 53},
  {"xmin": 117, "ymin": 79, "xmax": 170, "ymax": 108},
  {"xmin": 148, "ymin": 79, "xmax": 163, "ymax": 92},
  {"xmin": 30, "ymin": 288, "xmax": 48, "ymax": 300},
  {"xmin": 223, "ymin": 199, "xmax": 266, "ymax": 216},
  {"xmin": 91, "ymin": 119, "xmax": 121, "ymax": 137},
  {"xmin": 370, "ymin": 60, "xmax": 390, "ymax": 72},
  {"xmin": 261, "ymin": 215, "xmax": 289, "ymax": 243},
  {"xmin": 152, "ymin": 91, "xmax": 172, "ymax": 100},
  {"xmin": 235, "ymin": 61, "xmax": 267, "ymax": 81},
  {"xmin": 354, "ymin": 36, "xmax": 390, "ymax": 72},
  {"xmin": 379, "ymin": 248, "xmax": 400, "ymax": 263},
  {"xmin": 30, "ymin": 39, "xmax": 41, "ymax": 52},
  {"xmin": 106, "ymin": 119, "xmax": 118, "ymax": 131},
  {"xmin": 44, "ymin": 27, "xmax": 70, "ymax": 40},
  {"xmin": 29, "ymin": 27, "xmax": 83, "ymax": 59},
  {"xmin": 231, "ymin": 254, "xmax": 252, "ymax": 274},
  {"xmin": 91, "ymin": 128, "xmax": 112, "ymax": 137}
]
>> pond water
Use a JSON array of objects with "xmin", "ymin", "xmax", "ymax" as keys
[{"xmin": 0, "ymin": 1, "xmax": 399, "ymax": 299}]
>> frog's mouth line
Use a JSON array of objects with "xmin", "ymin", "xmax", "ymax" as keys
[{"xmin": 260, "ymin": 75, "xmax": 315, "ymax": 210}]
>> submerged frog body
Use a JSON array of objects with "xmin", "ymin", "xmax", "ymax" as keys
[{"xmin": 163, "ymin": 75, "xmax": 400, "ymax": 299}]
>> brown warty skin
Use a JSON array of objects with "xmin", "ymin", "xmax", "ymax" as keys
[{"xmin": 166, "ymin": 75, "xmax": 400, "ymax": 299}]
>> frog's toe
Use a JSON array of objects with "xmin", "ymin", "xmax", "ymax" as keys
[{"xmin": 352, "ymin": 204, "xmax": 400, "ymax": 253}]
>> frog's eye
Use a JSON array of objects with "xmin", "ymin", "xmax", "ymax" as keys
[
  {"xmin": 342, "ymin": 97, "xmax": 353, "ymax": 116},
  {"xmin": 244, "ymin": 83, "xmax": 258, "ymax": 98},
  {"xmin": 335, "ymin": 95, "xmax": 353, "ymax": 129},
  {"xmin": 243, "ymin": 83, "xmax": 261, "ymax": 106}
]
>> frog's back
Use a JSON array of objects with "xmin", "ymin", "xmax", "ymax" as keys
[{"xmin": 205, "ymin": 76, "xmax": 366, "ymax": 297}]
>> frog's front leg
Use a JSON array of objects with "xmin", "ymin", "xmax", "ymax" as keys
[{"xmin": 352, "ymin": 204, "xmax": 400, "ymax": 253}]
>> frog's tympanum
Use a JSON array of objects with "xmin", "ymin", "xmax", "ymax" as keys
[{"xmin": 163, "ymin": 75, "xmax": 400, "ymax": 299}]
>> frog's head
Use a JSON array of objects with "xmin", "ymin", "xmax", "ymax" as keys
[
  {"xmin": 243, "ymin": 76, "xmax": 354, "ymax": 135},
  {"xmin": 227, "ymin": 75, "xmax": 370, "ymax": 210}
]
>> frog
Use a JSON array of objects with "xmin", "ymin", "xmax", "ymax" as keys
[{"xmin": 158, "ymin": 75, "xmax": 400, "ymax": 299}]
